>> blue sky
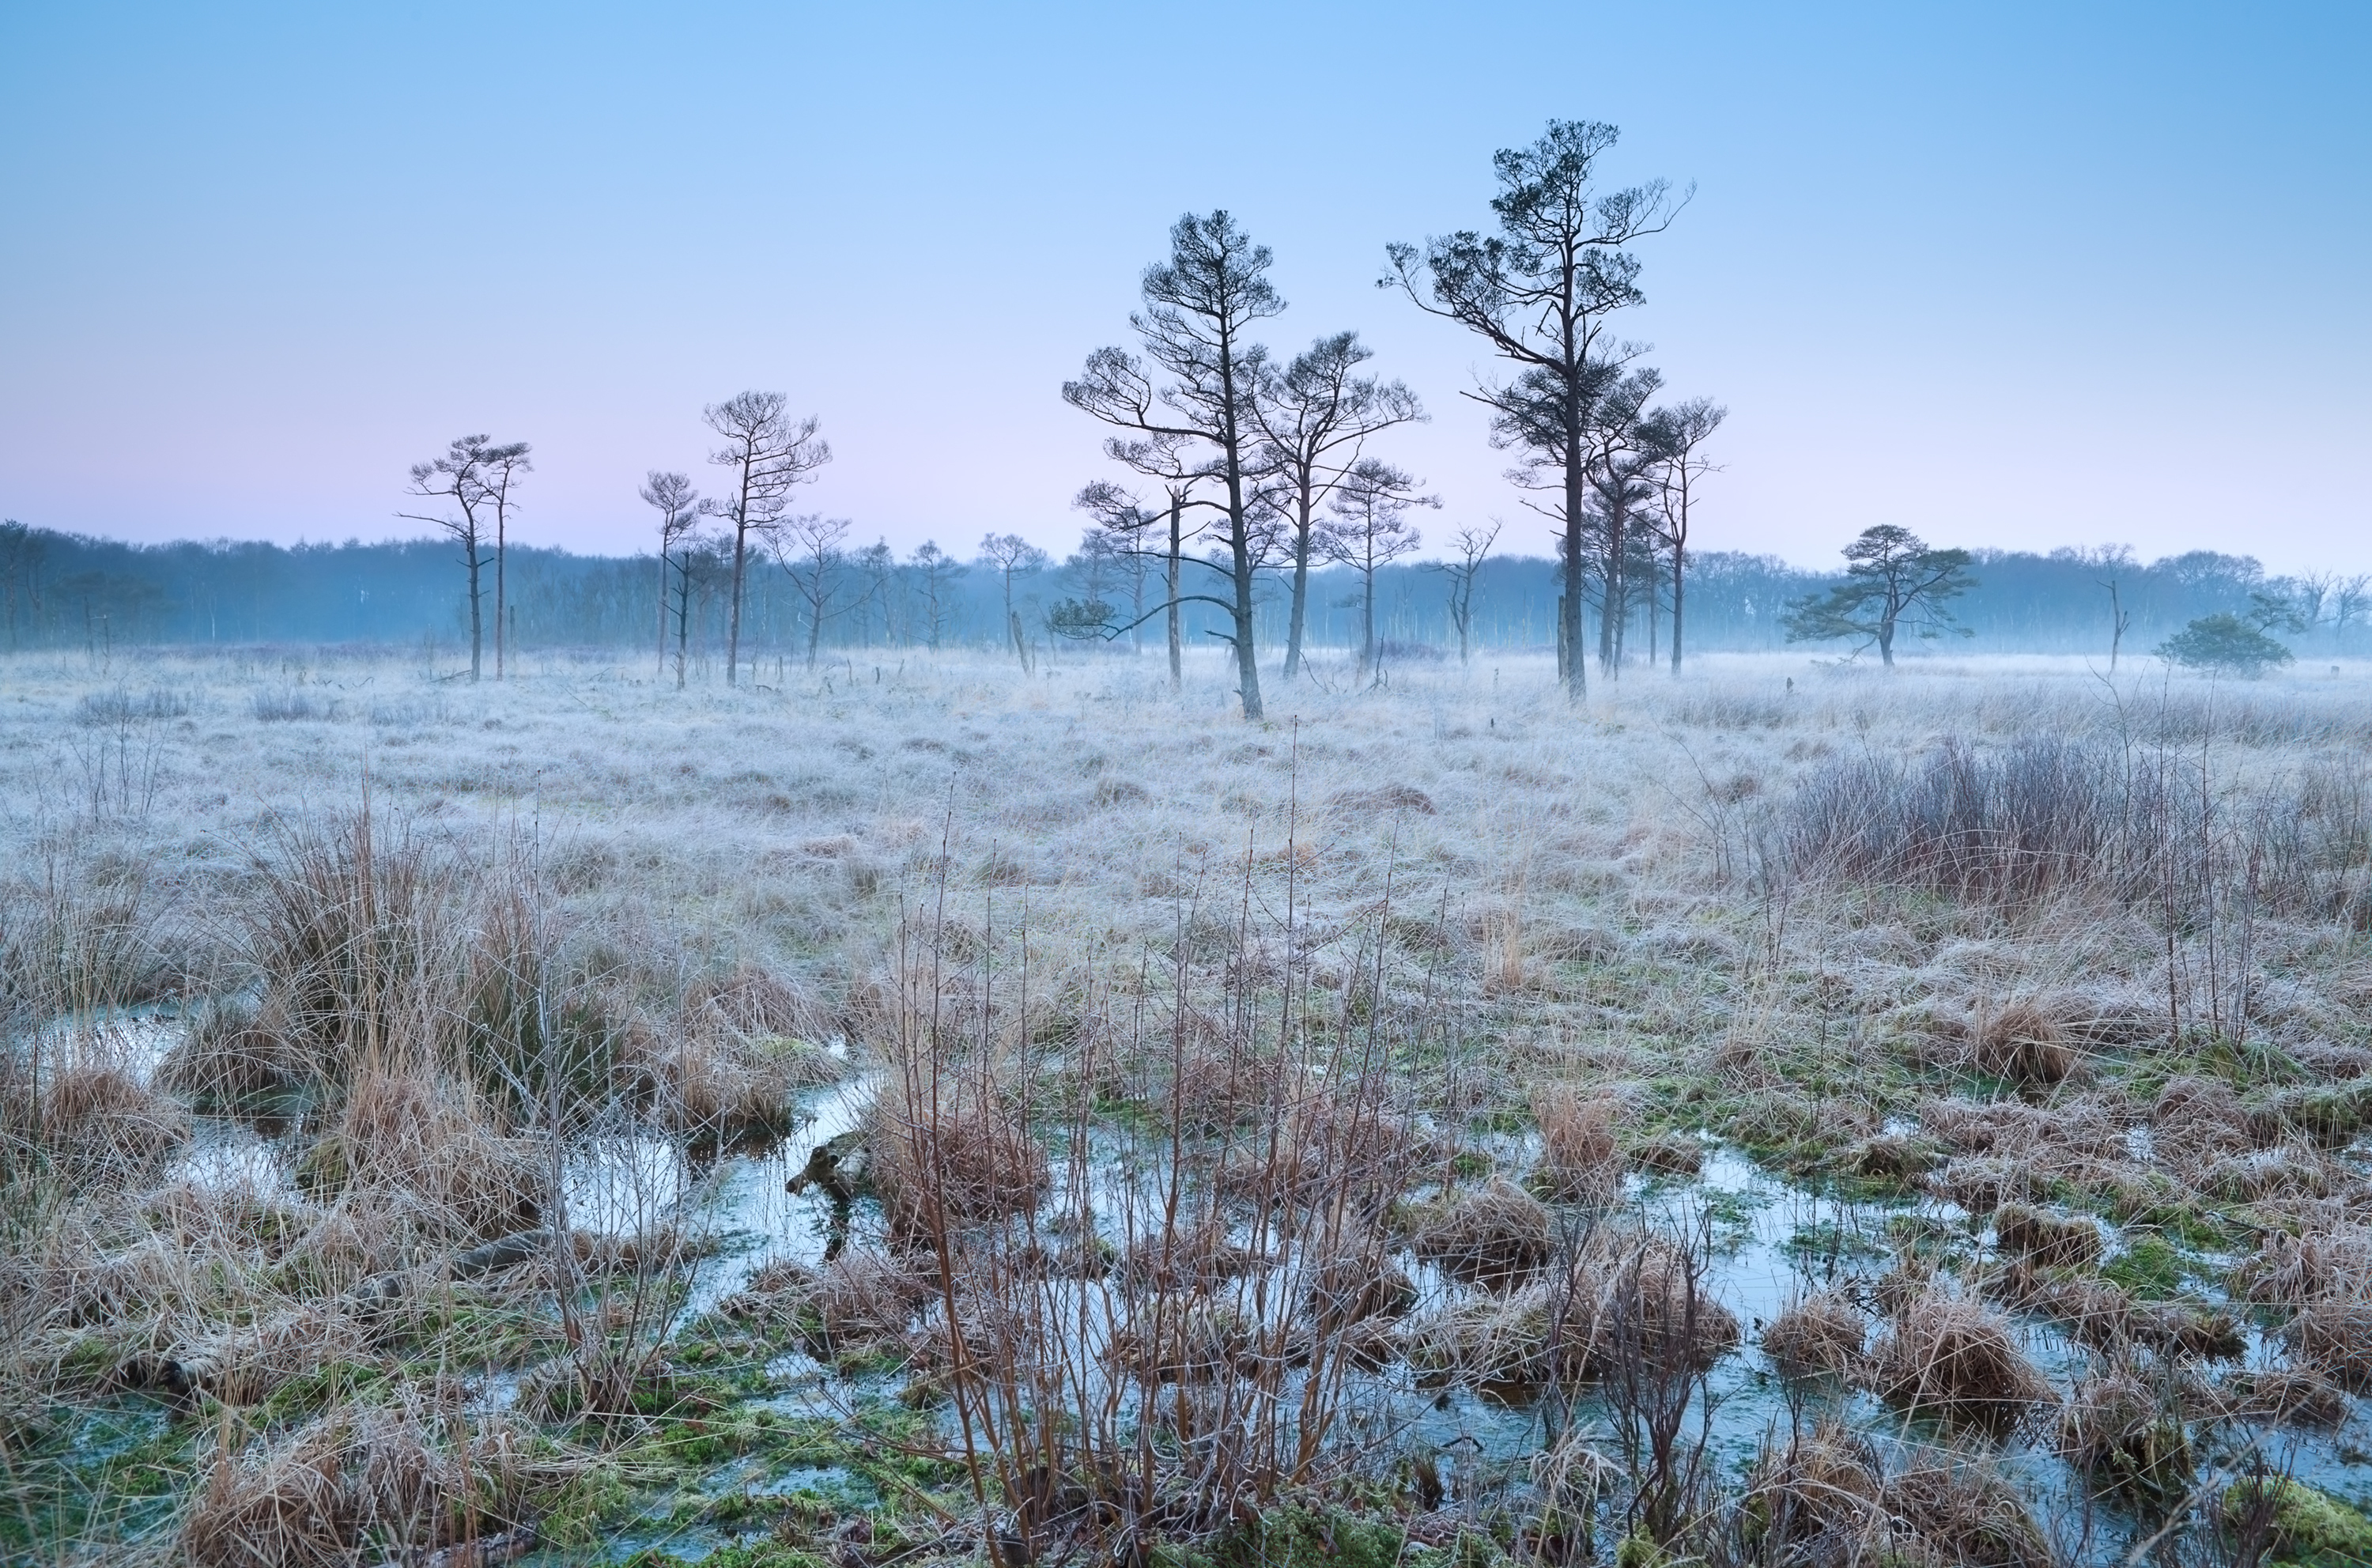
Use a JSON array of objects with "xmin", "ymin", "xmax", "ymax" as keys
[{"xmin": 2, "ymin": 2, "xmax": 2365, "ymax": 570}]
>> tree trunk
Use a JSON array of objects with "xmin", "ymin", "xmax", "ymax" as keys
[
  {"xmin": 495, "ymin": 521, "xmax": 506, "ymax": 680},
  {"xmin": 726, "ymin": 527, "xmax": 748, "ymax": 687},
  {"xmin": 1166, "ymin": 501, "xmax": 1183, "ymax": 691},
  {"xmin": 1360, "ymin": 562, "xmax": 1376, "ymax": 682},
  {"xmin": 466, "ymin": 551, "xmax": 482, "ymax": 682},
  {"xmin": 1669, "ymin": 546, "xmax": 1685, "ymax": 675},
  {"xmin": 1284, "ymin": 489, "xmax": 1313, "ymax": 679},
  {"xmin": 1600, "ymin": 494, "xmax": 1625, "ymax": 678},
  {"xmin": 1561, "ymin": 436, "xmax": 1588, "ymax": 705}
]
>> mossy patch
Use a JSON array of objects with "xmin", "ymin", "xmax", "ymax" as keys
[{"xmin": 2227, "ymin": 1477, "xmax": 2372, "ymax": 1566}]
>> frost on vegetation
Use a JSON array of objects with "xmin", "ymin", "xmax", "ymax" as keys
[{"xmin": 0, "ymin": 648, "xmax": 2370, "ymax": 1563}]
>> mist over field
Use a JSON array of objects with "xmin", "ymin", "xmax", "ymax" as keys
[{"xmin": 5, "ymin": 5, "xmax": 2372, "ymax": 1564}]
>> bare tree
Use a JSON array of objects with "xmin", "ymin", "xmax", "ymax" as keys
[
  {"xmin": 1075, "ymin": 461, "xmax": 1206, "ymax": 690},
  {"xmin": 1641, "ymin": 397, "xmax": 1724, "ymax": 674},
  {"xmin": 1069, "ymin": 492, "xmax": 1153, "ymax": 654},
  {"xmin": 980, "ymin": 532, "xmax": 1050, "ymax": 668},
  {"xmin": 769, "ymin": 513, "xmax": 861, "ymax": 668},
  {"xmin": 0, "ymin": 520, "xmax": 43, "ymax": 652},
  {"xmin": 639, "ymin": 470, "xmax": 701, "ymax": 678},
  {"xmin": 1431, "ymin": 520, "xmax": 1501, "ymax": 665},
  {"xmin": 701, "ymin": 391, "xmax": 829, "ymax": 686},
  {"xmin": 668, "ymin": 535, "xmax": 729, "ymax": 689},
  {"xmin": 399, "ymin": 434, "xmax": 498, "ymax": 680},
  {"xmin": 1317, "ymin": 459, "xmax": 1434, "ymax": 684},
  {"xmin": 1250, "ymin": 332, "xmax": 1423, "ymax": 680},
  {"xmin": 1066, "ymin": 211, "xmax": 1284, "ymax": 720},
  {"xmin": 909, "ymin": 541, "xmax": 962, "ymax": 650},
  {"xmin": 1384, "ymin": 119, "xmax": 1683, "ymax": 704},
  {"xmin": 2332, "ymin": 575, "xmax": 2372, "ymax": 645},
  {"xmin": 854, "ymin": 539, "xmax": 897, "ymax": 645},
  {"xmin": 480, "ymin": 440, "xmax": 531, "ymax": 678},
  {"xmin": 2102, "ymin": 576, "xmax": 2133, "ymax": 673}
]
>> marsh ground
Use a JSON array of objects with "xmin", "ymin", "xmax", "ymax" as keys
[{"xmin": 4, "ymin": 644, "xmax": 2371, "ymax": 1566}]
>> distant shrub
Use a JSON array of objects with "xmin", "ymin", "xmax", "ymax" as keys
[
  {"xmin": 251, "ymin": 689, "xmax": 339, "ymax": 722},
  {"xmin": 2157, "ymin": 614, "xmax": 2291, "ymax": 677},
  {"xmin": 76, "ymin": 686, "xmax": 187, "ymax": 724}
]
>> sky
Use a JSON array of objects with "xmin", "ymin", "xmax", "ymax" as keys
[{"xmin": 2, "ymin": 2, "xmax": 2366, "ymax": 572}]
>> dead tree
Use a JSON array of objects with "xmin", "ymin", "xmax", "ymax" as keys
[
  {"xmin": 772, "ymin": 513, "xmax": 857, "ymax": 668},
  {"xmin": 399, "ymin": 434, "xmax": 498, "ymax": 680},
  {"xmin": 979, "ymin": 532, "xmax": 1050, "ymax": 669},
  {"xmin": 481, "ymin": 441, "xmax": 531, "ymax": 678},
  {"xmin": 639, "ymin": 470, "xmax": 701, "ymax": 678},
  {"xmin": 701, "ymin": 391, "xmax": 829, "ymax": 686},
  {"xmin": 1431, "ymin": 520, "xmax": 1501, "ymax": 665},
  {"xmin": 1385, "ymin": 119, "xmax": 1683, "ymax": 705},
  {"xmin": 912, "ymin": 542, "xmax": 962, "ymax": 650},
  {"xmin": 1066, "ymin": 211, "xmax": 1284, "ymax": 720},
  {"xmin": 1251, "ymin": 332, "xmax": 1422, "ymax": 680},
  {"xmin": 1316, "ymin": 459, "xmax": 1433, "ymax": 683}
]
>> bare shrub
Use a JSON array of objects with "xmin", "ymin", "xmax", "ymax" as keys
[{"xmin": 871, "ymin": 1075, "xmax": 1050, "ymax": 1241}]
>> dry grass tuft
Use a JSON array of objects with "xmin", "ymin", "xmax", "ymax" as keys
[
  {"xmin": 36, "ymin": 1058, "xmax": 188, "ymax": 1181},
  {"xmin": 297, "ymin": 1068, "xmax": 541, "ymax": 1241},
  {"xmin": 179, "ymin": 1399, "xmax": 527, "ymax": 1566},
  {"xmin": 2284, "ymin": 1297, "xmax": 2372, "ymax": 1391},
  {"xmin": 1531, "ymin": 1085, "xmax": 1620, "ymax": 1202},
  {"xmin": 871, "ymin": 1079, "xmax": 1050, "ymax": 1241},
  {"xmin": 1991, "ymin": 1204, "xmax": 2102, "ymax": 1270},
  {"xmin": 2057, "ymin": 1361, "xmax": 2193, "ymax": 1507},
  {"xmin": 156, "ymin": 1002, "xmax": 312, "ymax": 1105},
  {"xmin": 1739, "ymin": 1421, "xmax": 1894, "ymax": 1565},
  {"xmin": 1883, "ymin": 1453, "xmax": 2056, "ymax": 1568},
  {"xmin": 2214, "ymin": 1366, "xmax": 2351, "ymax": 1426},
  {"xmin": 1411, "ymin": 1177, "xmax": 1553, "ymax": 1287},
  {"xmin": 1867, "ymin": 1290, "xmax": 2052, "ymax": 1431},
  {"xmin": 1762, "ymin": 1291, "xmax": 1866, "ymax": 1377},
  {"xmin": 684, "ymin": 965, "xmax": 815, "ymax": 1038},
  {"xmin": 1969, "ymin": 999, "xmax": 2077, "ymax": 1086}
]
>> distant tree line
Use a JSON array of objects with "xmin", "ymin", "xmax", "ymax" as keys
[{"xmin": 0, "ymin": 517, "xmax": 2355, "ymax": 673}]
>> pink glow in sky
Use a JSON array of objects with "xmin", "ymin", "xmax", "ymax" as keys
[{"xmin": 2, "ymin": 2, "xmax": 2366, "ymax": 572}]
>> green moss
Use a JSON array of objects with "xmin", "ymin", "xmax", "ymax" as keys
[
  {"xmin": 1207, "ymin": 1505, "xmax": 1407, "ymax": 1568},
  {"xmin": 2101, "ymin": 1236, "xmax": 2194, "ymax": 1301},
  {"xmin": 2227, "ymin": 1478, "xmax": 2372, "ymax": 1566}
]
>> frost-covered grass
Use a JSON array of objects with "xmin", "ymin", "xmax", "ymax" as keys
[{"xmin": 4, "ymin": 642, "xmax": 2372, "ymax": 1564}]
